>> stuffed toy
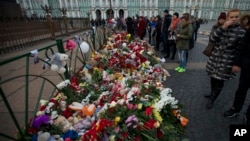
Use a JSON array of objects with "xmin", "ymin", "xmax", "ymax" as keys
[
  {"xmin": 50, "ymin": 53, "xmax": 69, "ymax": 73},
  {"xmin": 53, "ymin": 115, "xmax": 72, "ymax": 133},
  {"xmin": 73, "ymin": 116, "xmax": 95, "ymax": 131},
  {"xmin": 36, "ymin": 131, "xmax": 63, "ymax": 141}
]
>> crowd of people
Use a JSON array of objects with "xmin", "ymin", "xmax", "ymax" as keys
[{"xmin": 90, "ymin": 9, "xmax": 250, "ymax": 124}]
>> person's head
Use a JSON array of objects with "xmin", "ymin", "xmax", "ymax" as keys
[
  {"xmin": 156, "ymin": 15, "xmax": 161, "ymax": 21},
  {"xmin": 217, "ymin": 12, "xmax": 226, "ymax": 25},
  {"xmin": 163, "ymin": 9, "xmax": 169, "ymax": 16},
  {"xmin": 173, "ymin": 12, "xmax": 179, "ymax": 19},
  {"xmin": 150, "ymin": 16, "xmax": 155, "ymax": 21},
  {"xmin": 180, "ymin": 15, "xmax": 189, "ymax": 27},
  {"xmin": 182, "ymin": 13, "xmax": 191, "ymax": 23},
  {"xmin": 240, "ymin": 14, "xmax": 250, "ymax": 29},
  {"xmin": 139, "ymin": 16, "xmax": 143, "ymax": 21},
  {"xmin": 226, "ymin": 9, "xmax": 241, "ymax": 25}
]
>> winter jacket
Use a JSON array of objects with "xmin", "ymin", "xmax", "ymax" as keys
[
  {"xmin": 170, "ymin": 18, "xmax": 180, "ymax": 32},
  {"xmin": 176, "ymin": 23, "xmax": 192, "ymax": 50},
  {"xmin": 162, "ymin": 14, "xmax": 172, "ymax": 33},
  {"xmin": 234, "ymin": 28, "xmax": 250, "ymax": 72},
  {"xmin": 137, "ymin": 19, "xmax": 146, "ymax": 38},
  {"xmin": 206, "ymin": 24, "xmax": 245, "ymax": 80},
  {"xmin": 155, "ymin": 20, "xmax": 162, "ymax": 38}
]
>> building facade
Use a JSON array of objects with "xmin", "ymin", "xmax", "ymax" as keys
[{"xmin": 17, "ymin": 0, "xmax": 250, "ymax": 20}]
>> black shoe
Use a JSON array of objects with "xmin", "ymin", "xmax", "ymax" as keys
[
  {"xmin": 171, "ymin": 57, "xmax": 174, "ymax": 60},
  {"xmin": 223, "ymin": 108, "xmax": 239, "ymax": 118},
  {"xmin": 206, "ymin": 100, "xmax": 214, "ymax": 109},
  {"xmin": 244, "ymin": 116, "xmax": 250, "ymax": 125},
  {"xmin": 204, "ymin": 93, "xmax": 212, "ymax": 98},
  {"xmin": 164, "ymin": 55, "xmax": 169, "ymax": 58}
]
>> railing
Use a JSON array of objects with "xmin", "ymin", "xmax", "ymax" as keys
[
  {"xmin": 0, "ymin": 16, "xmax": 90, "ymax": 55},
  {"xmin": 0, "ymin": 26, "xmax": 112, "ymax": 141}
]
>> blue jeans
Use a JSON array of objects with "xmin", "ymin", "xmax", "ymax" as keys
[{"xmin": 178, "ymin": 49, "xmax": 188, "ymax": 69}]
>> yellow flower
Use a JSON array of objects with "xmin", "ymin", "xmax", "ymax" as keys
[
  {"xmin": 153, "ymin": 109, "xmax": 163, "ymax": 123},
  {"xmin": 114, "ymin": 116, "xmax": 121, "ymax": 124},
  {"xmin": 79, "ymin": 82, "xmax": 87, "ymax": 87},
  {"xmin": 109, "ymin": 135, "xmax": 116, "ymax": 141},
  {"xmin": 137, "ymin": 103, "xmax": 143, "ymax": 110},
  {"xmin": 94, "ymin": 67, "xmax": 99, "ymax": 71}
]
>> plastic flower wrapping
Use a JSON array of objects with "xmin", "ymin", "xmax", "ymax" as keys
[{"xmin": 27, "ymin": 32, "xmax": 188, "ymax": 141}]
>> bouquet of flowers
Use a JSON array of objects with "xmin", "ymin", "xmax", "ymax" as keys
[{"xmin": 26, "ymin": 32, "xmax": 188, "ymax": 141}]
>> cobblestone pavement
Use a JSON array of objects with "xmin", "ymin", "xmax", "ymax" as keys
[{"xmin": 156, "ymin": 22, "xmax": 250, "ymax": 141}]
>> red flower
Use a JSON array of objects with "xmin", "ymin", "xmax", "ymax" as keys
[
  {"xmin": 144, "ymin": 119, "xmax": 157, "ymax": 129},
  {"xmin": 122, "ymin": 132, "xmax": 128, "ymax": 138},
  {"xmin": 145, "ymin": 106, "xmax": 153, "ymax": 116},
  {"xmin": 157, "ymin": 128, "xmax": 164, "ymax": 139}
]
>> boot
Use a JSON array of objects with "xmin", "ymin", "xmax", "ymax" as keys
[
  {"xmin": 204, "ymin": 93, "xmax": 212, "ymax": 98},
  {"xmin": 206, "ymin": 87, "xmax": 222, "ymax": 109}
]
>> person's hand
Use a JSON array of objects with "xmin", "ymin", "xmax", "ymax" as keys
[
  {"xmin": 222, "ymin": 20, "xmax": 234, "ymax": 29},
  {"xmin": 232, "ymin": 65, "xmax": 241, "ymax": 73},
  {"xmin": 176, "ymin": 34, "xmax": 180, "ymax": 37}
]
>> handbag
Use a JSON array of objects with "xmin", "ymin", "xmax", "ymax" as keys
[{"xmin": 203, "ymin": 42, "xmax": 215, "ymax": 57}]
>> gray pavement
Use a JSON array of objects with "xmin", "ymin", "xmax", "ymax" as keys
[{"xmin": 156, "ymin": 22, "xmax": 250, "ymax": 141}]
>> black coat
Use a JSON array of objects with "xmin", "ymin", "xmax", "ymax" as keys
[
  {"xmin": 206, "ymin": 24, "xmax": 245, "ymax": 80},
  {"xmin": 126, "ymin": 18, "xmax": 134, "ymax": 35},
  {"xmin": 234, "ymin": 28, "xmax": 250, "ymax": 71}
]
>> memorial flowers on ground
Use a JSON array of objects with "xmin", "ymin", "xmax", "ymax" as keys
[{"xmin": 26, "ymin": 32, "xmax": 188, "ymax": 141}]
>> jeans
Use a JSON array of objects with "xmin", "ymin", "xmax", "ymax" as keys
[
  {"xmin": 178, "ymin": 49, "xmax": 188, "ymax": 69},
  {"xmin": 232, "ymin": 69, "xmax": 250, "ymax": 115}
]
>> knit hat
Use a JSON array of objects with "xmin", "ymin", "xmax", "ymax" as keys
[
  {"xmin": 218, "ymin": 12, "xmax": 226, "ymax": 20},
  {"xmin": 164, "ymin": 9, "xmax": 169, "ymax": 14}
]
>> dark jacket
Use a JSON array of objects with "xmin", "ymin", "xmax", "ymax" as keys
[
  {"xmin": 126, "ymin": 17, "xmax": 135, "ymax": 35},
  {"xmin": 155, "ymin": 19, "xmax": 162, "ymax": 38},
  {"xmin": 206, "ymin": 24, "xmax": 245, "ymax": 80},
  {"xmin": 234, "ymin": 28, "xmax": 250, "ymax": 71},
  {"xmin": 162, "ymin": 14, "xmax": 172, "ymax": 33}
]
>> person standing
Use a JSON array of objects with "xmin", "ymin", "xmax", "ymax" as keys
[
  {"xmin": 223, "ymin": 14, "xmax": 250, "ymax": 119},
  {"xmin": 126, "ymin": 17, "xmax": 135, "ymax": 38},
  {"xmin": 205, "ymin": 9, "xmax": 246, "ymax": 109},
  {"xmin": 174, "ymin": 15, "xmax": 192, "ymax": 73},
  {"xmin": 169, "ymin": 12, "xmax": 180, "ymax": 60},
  {"xmin": 204, "ymin": 12, "xmax": 227, "ymax": 98},
  {"xmin": 161, "ymin": 9, "xmax": 172, "ymax": 57},
  {"xmin": 137, "ymin": 16, "xmax": 147, "ymax": 40},
  {"xmin": 194, "ymin": 18, "xmax": 201, "ymax": 42},
  {"xmin": 155, "ymin": 15, "xmax": 162, "ymax": 51}
]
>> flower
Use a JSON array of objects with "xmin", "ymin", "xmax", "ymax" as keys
[
  {"xmin": 137, "ymin": 103, "xmax": 142, "ymax": 109},
  {"xmin": 145, "ymin": 106, "xmax": 153, "ymax": 116},
  {"xmin": 153, "ymin": 109, "xmax": 163, "ymax": 122},
  {"xmin": 114, "ymin": 116, "xmax": 121, "ymax": 124}
]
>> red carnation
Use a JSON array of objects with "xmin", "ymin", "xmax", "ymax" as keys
[{"xmin": 145, "ymin": 106, "xmax": 153, "ymax": 116}]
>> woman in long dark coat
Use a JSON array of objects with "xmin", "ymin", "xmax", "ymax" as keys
[{"xmin": 126, "ymin": 17, "xmax": 135, "ymax": 37}]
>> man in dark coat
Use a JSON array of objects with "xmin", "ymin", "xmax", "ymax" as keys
[
  {"xmin": 161, "ymin": 9, "xmax": 172, "ymax": 58},
  {"xmin": 126, "ymin": 17, "xmax": 135, "ymax": 36},
  {"xmin": 223, "ymin": 21, "xmax": 250, "ymax": 124}
]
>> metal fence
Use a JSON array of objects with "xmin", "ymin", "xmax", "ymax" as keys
[
  {"xmin": 0, "ymin": 16, "xmax": 90, "ymax": 55},
  {"xmin": 0, "ymin": 26, "xmax": 112, "ymax": 141}
]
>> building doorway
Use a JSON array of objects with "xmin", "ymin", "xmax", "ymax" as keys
[
  {"xmin": 119, "ymin": 9, "xmax": 124, "ymax": 18},
  {"xmin": 106, "ymin": 9, "xmax": 114, "ymax": 19},
  {"xmin": 96, "ymin": 9, "xmax": 101, "ymax": 20}
]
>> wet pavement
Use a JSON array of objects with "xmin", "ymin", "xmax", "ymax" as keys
[{"xmin": 156, "ymin": 22, "xmax": 250, "ymax": 141}]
